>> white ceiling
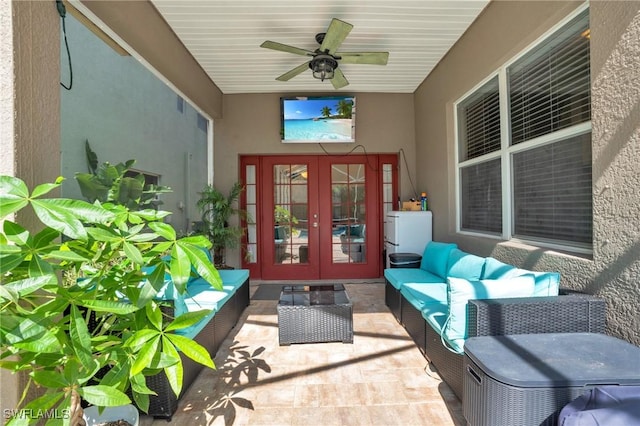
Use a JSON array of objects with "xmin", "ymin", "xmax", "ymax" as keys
[{"xmin": 150, "ymin": 0, "xmax": 489, "ymax": 94}]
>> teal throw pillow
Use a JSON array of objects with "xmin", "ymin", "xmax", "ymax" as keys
[
  {"xmin": 444, "ymin": 275, "xmax": 535, "ymax": 341},
  {"xmin": 447, "ymin": 248, "xmax": 486, "ymax": 280},
  {"xmin": 502, "ymin": 268, "xmax": 561, "ymax": 297},
  {"xmin": 481, "ymin": 257, "xmax": 516, "ymax": 280},
  {"xmin": 420, "ymin": 241, "xmax": 458, "ymax": 278}
]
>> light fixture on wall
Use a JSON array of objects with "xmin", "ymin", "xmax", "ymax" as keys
[{"xmin": 309, "ymin": 54, "xmax": 338, "ymax": 81}]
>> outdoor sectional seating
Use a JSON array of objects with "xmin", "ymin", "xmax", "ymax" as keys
[
  {"xmin": 384, "ymin": 241, "xmax": 606, "ymax": 399},
  {"xmin": 339, "ymin": 224, "xmax": 366, "ymax": 262},
  {"xmin": 145, "ymin": 268, "xmax": 250, "ymax": 419}
]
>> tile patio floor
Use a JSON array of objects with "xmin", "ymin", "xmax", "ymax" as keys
[{"xmin": 139, "ymin": 282, "xmax": 465, "ymax": 425}]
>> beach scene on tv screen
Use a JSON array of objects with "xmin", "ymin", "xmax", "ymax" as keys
[{"xmin": 282, "ymin": 97, "xmax": 354, "ymax": 142}]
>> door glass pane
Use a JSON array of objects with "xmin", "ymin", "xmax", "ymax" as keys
[
  {"xmin": 273, "ymin": 164, "xmax": 308, "ymax": 264},
  {"xmin": 245, "ymin": 164, "xmax": 257, "ymax": 264},
  {"xmin": 332, "ymin": 163, "xmax": 366, "ymax": 264}
]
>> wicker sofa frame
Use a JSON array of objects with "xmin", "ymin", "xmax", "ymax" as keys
[
  {"xmin": 385, "ymin": 279, "xmax": 606, "ymax": 400},
  {"xmin": 145, "ymin": 275, "xmax": 250, "ymax": 419}
]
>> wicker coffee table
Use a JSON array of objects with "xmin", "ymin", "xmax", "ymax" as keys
[{"xmin": 277, "ymin": 284, "xmax": 353, "ymax": 345}]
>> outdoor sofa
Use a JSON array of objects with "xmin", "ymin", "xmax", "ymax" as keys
[
  {"xmin": 384, "ymin": 241, "xmax": 606, "ymax": 399},
  {"xmin": 339, "ymin": 224, "xmax": 366, "ymax": 262},
  {"xmin": 145, "ymin": 268, "xmax": 250, "ymax": 419}
]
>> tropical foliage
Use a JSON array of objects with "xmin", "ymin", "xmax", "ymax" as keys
[
  {"xmin": 319, "ymin": 100, "xmax": 353, "ymax": 119},
  {"xmin": 196, "ymin": 182, "xmax": 247, "ymax": 267},
  {"xmin": 336, "ymin": 99, "xmax": 353, "ymax": 118},
  {"xmin": 76, "ymin": 141, "xmax": 171, "ymax": 210},
  {"xmin": 0, "ymin": 175, "xmax": 221, "ymax": 425}
]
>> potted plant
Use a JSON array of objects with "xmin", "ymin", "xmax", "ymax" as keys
[
  {"xmin": 196, "ymin": 182, "xmax": 248, "ymax": 268},
  {"xmin": 0, "ymin": 175, "xmax": 222, "ymax": 425}
]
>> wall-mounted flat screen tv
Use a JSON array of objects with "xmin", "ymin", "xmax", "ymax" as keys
[{"xmin": 281, "ymin": 95, "xmax": 355, "ymax": 143}]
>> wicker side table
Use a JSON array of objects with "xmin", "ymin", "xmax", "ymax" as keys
[{"xmin": 277, "ymin": 284, "xmax": 353, "ymax": 345}]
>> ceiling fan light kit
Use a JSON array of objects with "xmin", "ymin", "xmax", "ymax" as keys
[
  {"xmin": 310, "ymin": 55, "xmax": 338, "ymax": 81},
  {"xmin": 260, "ymin": 18, "xmax": 389, "ymax": 89}
]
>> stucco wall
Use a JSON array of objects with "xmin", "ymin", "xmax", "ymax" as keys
[
  {"xmin": 590, "ymin": 1, "xmax": 640, "ymax": 344},
  {"xmin": 214, "ymin": 92, "xmax": 416, "ymax": 267},
  {"xmin": 0, "ymin": 1, "xmax": 14, "ymax": 178},
  {"xmin": 60, "ymin": 16, "xmax": 209, "ymax": 234},
  {"xmin": 414, "ymin": 1, "xmax": 640, "ymax": 344},
  {"xmin": 1, "ymin": 0, "xmax": 61, "ymax": 414}
]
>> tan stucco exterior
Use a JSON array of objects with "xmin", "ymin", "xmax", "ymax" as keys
[
  {"xmin": 214, "ymin": 93, "xmax": 416, "ymax": 267},
  {"xmin": 214, "ymin": 93, "xmax": 416, "ymax": 195},
  {"xmin": 1, "ymin": 0, "xmax": 62, "ymax": 414},
  {"xmin": 2, "ymin": 0, "xmax": 639, "ymax": 412},
  {"xmin": 415, "ymin": 0, "xmax": 640, "ymax": 345}
]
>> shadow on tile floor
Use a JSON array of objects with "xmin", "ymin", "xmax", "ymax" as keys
[{"xmin": 139, "ymin": 283, "xmax": 464, "ymax": 425}]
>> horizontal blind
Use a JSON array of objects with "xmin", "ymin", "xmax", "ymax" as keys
[
  {"xmin": 509, "ymin": 10, "xmax": 590, "ymax": 145},
  {"xmin": 458, "ymin": 76, "xmax": 500, "ymax": 161},
  {"xmin": 461, "ymin": 158, "xmax": 502, "ymax": 233},
  {"xmin": 513, "ymin": 133, "xmax": 592, "ymax": 244}
]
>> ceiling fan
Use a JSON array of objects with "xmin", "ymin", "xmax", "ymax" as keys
[{"xmin": 260, "ymin": 18, "xmax": 389, "ymax": 89}]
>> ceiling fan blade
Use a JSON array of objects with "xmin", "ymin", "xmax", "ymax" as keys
[
  {"xmin": 320, "ymin": 18, "xmax": 353, "ymax": 54},
  {"xmin": 261, "ymin": 41, "xmax": 313, "ymax": 57},
  {"xmin": 331, "ymin": 68, "xmax": 349, "ymax": 89},
  {"xmin": 276, "ymin": 62, "xmax": 311, "ymax": 81},
  {"xmin": 338, "ymin": 51, "xmax": 389, "ymax": 65}
]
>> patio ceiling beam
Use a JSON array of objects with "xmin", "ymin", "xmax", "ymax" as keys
[{"xmin": 63, "ymin": 1, "xmax": 129, "ymax": 56}]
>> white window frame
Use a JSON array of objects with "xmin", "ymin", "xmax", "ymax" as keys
[{"xmin": 454, "ymin": 3, "xmax": 592, "ymax": 255}]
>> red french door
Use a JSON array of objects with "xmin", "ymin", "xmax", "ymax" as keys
[{"xmin": 242, "ymin": 154, "xmax": 396, "ymax": 280}]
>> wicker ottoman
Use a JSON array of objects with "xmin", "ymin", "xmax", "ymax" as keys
[
  {"xmin": 277, "ymin": 284, "xmax": 353, "ymax": 345},
  {"xmin": 463, "ymin": 333, "xmax": 640, "ymax": 426}
]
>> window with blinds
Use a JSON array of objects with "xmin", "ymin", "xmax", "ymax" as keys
[
  {"xmin": 513, "ymin": 133, "xmax": 592, "ymax": 244},
  {"xmin": 456, "ymin": 6, "xmax": 592, "ymax": 250},
  {"xmin": 458, "ymin": 77, "xmax": 501, "ymax": 161},
  {"xmin": 509, "ymin": 10, "xmax": 591, "ymax": 145},
  {"xmin": 461, "ymin": 159, "xmax": 502, "ymax": 233}
]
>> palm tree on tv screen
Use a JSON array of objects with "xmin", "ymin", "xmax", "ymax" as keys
[{"xmin": 337, "ymin": 99, "xmax": 353, "ymax": 118}]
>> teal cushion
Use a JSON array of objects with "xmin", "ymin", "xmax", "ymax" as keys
[
  {"xmin": 420, "ymin": 242, "xmax": 458, "ymax": 278},
  {"xmin": 444, "ymin": 275, "xmax": 536, "ymax": 342},
  {"xmin": 384, "ymin": 268, "xmax": 445, "ymax": 290},
  {"xmin": 530, "ymin": 271, "xmax": 560, "ymax": 296},
  {"xmin": 419, "ymin": 305, "xmax": 465, "ymax": 353},
  {"xmin": 174, "ymin": 311, "xmax": 215, "ymax": 340},
  {"xmin": 187, "ymin": 247, "xmax": 215, "ymax": 282},
  {"xmin": 501, "ymin": 268, "xmax": 561, "ymax": 297},
  {"xmin": 447, "ymin": 249, "xmax": 486, "ymax": 280},
  {"xmin": 218, "ymin": 269, "xmax": 249, "ymax": 290},
  {"xmin": 155, "ymin": 280, "xmax": 176, "ymax": 300},
  {"xmin": 400, "ymin": 282, "xmax": 447, "ymax": 309},
  {"xmin": 345, "ymin": 224, "xmax": 364, "ymax": 237},
  {"xmin": 481, "ymin": 257, "xmax": 516, "ymax": 280},
  {"xmin": 274, "ymin": 226, "xmax": 288, "ymax": 240},
  {"xmin": 174, "ymin": 279, "xmax": 229, "ymax": 316},
  {"xmin": 141, "ymin": 264, "xmax": 175, "ymax": 300}
]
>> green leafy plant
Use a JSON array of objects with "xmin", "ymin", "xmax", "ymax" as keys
[
  {"xmin": 76, "ymin": 140, "xmax": 171, "ymax": 210},
  {"xmin": 196, "ymin": 182, "xmax": 248, "ymax": 267},
  {"xmin": 0, "ymin": 175, "xmax": 222, "ymax": 425},
  {"xmin": 274, "ymin": 206, "xmax": 298, "ymax": 226}
]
